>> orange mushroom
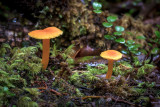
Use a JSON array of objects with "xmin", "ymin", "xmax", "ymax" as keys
[
  {"xmin": 28, "ymin": 27, "xmax": 63, "ymax": 70},
  {"xmin": 100, "ymin": 50, "xmax": 122, "ymax": 79}
]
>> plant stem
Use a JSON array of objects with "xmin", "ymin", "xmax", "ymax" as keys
[
  {"xmin": 106, "ymin": 60, "xmax": 114, "ymax": 79},
  {"xmin": 42, "ymin": 39, "xmax": 50, "ymax": 70}
]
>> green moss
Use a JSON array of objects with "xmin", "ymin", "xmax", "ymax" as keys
[
  {"xmin": 134, "ymin": 96, "xmax": 149, "ymax": 106},
  {"xmin": 87, "ymin": 64, "xmax": 107, "ymax": 75},
  {"xmin": 17, "ymin": 96, "xmax": 38, "ymax": 107},
  {"xmin": 69, "ymin": 67, "xmax": 100, "ymax": 88},
  {"xmin": 69, "ymin": 72, "xmax": 81, "ymax": 85},
  {"xmin": 0, "ymin": 86, "xmax": 15, "ymax": 106},
  {"xmin": 24, "ymin": 88, "xmax": 41, "ymax": 98},
  {"xmin": 114, "ymin": 61, "xmax": 133, "ymax": 76},
  {"xmin": 0, "ymin": 43, "xmax": 11, "ymax": 57},
  {"xmin": 52, "ymin": 76, "xmax": 83, "ymax": 97},
  {"xmin": 10, "ymin": 46, "xmax": 42, "ymax": 75},
  {"xmin": 0, "ymin": 69, "xmax": 26, "ymax": 88},
  {"xmin": 82, "ymin": 72, "xmax": 99, "ymax": 82},
  {"xmin": 137, "ymin": 64, "xmax": 155, "ymax": 78},
  {"xmin": 75, "ymin": 56, "xmax": 100, "ymax": 63},
  {"xmin": 132, "ymin": 88, "xmax": 146, "ymax": 95},
  {"xmin": 0, "ymin": 61, "xmax": 26, "ymax": 106},
  {"xmin": 50, "ymin": 44, "xmax": 60, "ymax": 58}
]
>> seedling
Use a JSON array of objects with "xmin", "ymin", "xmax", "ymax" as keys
[{"xmin": 92, "ymin": 2, "xmax": 102, "ymax": 14}]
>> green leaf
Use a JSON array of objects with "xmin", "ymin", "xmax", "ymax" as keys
[
  {"xmin": 155, "ymin": 31, "xmax": 160, "ymax": 39},
  {"xmin": 135, "ymin": 44, "xmax": 141, "ymax": 48},
  {"xmin": 140, "ymin": 49, "xmax": 147, "ymax": 55},
  {"xmin": 136, "ymin": 35, "xmax": 146, "ymax": 40},
  {"xmin": 3, "ymin": 86, "xmax": 9, "ymax": 91},
  {"xmin": 127, "ymin": 40, "xmax": 135, "ymax": 45},
  {"xmin": 148, "ymin": 43, "xmax": 153, "ymax": 47},
  {"xmin": 151, "ymin": 47, "xmax": 159, "ymax": 54},
  {"xmin": 93, "ymin": 2, "xmax": 102, "ymax": 10},
  {"xmin": 104, "ymin": 35, "xmax": 116, "ymax": 40},
  {"xmin": 93, "ymin": 10, "xmax": 102, "ymax": 14},
  {"xmin": 121, "ymin": 50, "xmax": 128, "ymax": 54},
  {"xmin": 115, "ymin": 26, "xmax": 125, "ymax": 32},
  {"xmin": 114, "ymin": 32, "xmax": 122, "ymax": 36},
  {"xmin": 128, "ymin": 45, "xmax": 135, "ymax": 50},
  {"xmin": 156, "ymin": 24, "xmax": 160, "ymax": 29},
  {"xmin": 107, "ymin": 16, "xmax": 118, "ymax": 22},
  {"xmin": 115, "ymin": 38, "xmax": 125, "ymax": 44},
  {"xmin": 102, "ymin": 22, "xmax": 113, "ymax": 27},
  {"xmin": 128, "ymin": 44, "xmax": 141, "ymax": 51},
  {"xmin": 132, "ymin": 51, "xmax": 141, "ymax": 55}
]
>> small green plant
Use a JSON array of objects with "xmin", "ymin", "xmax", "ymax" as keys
[
  {"xmin": 50, "ymin": 44, "xmax": 60, "ymax": 58},
  {"xmin": 149, "ymin": 29, "xmax": 160, "ymax": 55},
  {"xmin": 92, "ymin": 1, "xmax": 148, "ymax": 60},
  {"xmin": 92, "ymin": 2, "xmax": 102, "ymax": 14},
  {"xmin": 103, "ymin": 15, "xmax": 126, "ymax": 45},
  {"xmin": 123, "ymin": 40, "xmax": 141, "ymax": 55}
]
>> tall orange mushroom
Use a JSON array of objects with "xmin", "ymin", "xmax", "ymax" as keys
[
  {"xmin": 28, "ymin": 27, "xmax": 63, "ymax": 70},
  {"xmin": 100, "ymin": 50, "xmax": 122, "ymax": 79}
]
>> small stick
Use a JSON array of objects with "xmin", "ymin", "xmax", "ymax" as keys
[
  {"xmin": 50, "ymin": 89, "xmax": 62, "ymax": 96},
  {"xmin": 38, "ymin": 87, "xmax": 62, "ymax": 96}
]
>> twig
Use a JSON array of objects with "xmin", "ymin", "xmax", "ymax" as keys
[
  {"xmin": 38, "ymin": 86, "xmax": 62, "ymax": 96},
  {"xmin": 34, "ymin": 80, "xmax": 62, "ymax": 96},
  {"xmin": 112, "ymin": 96, "xmax": 119, "ymax": 107},
  {"xmin": 50, "ymin": 89, "xmax": 62, "ymax": 96}
]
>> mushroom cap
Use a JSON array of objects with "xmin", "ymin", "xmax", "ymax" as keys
[
  {"xmin": 28, "ymin": 27, "xmax": 63, "ymax": 39},
  {"xmin": 100, "ymin": 50, "xmax": 122, "ymax": 60}
]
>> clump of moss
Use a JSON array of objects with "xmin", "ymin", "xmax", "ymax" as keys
[
  {"xmin": 137, "ymin": 64, "xmax": 155, "ymax": 78},
  {"xmin": 0, "ymin": 43, "xmax": 11, "ymax": 57},
  {"xmin": 113, "ymin": 61, "xmax": 133, "ymax": 76},
  {"xmin": 134, "ymin": 96, "xmax": 150, "ymax": 106},
  {"xmin": 52, "ymin": 75, "xmax": 83, "ymax": 97},
  {"xmin": 17, "ymin": 96, "xmax": 38, "ymax": 107},
  {"xmin": 87, "ymin": 64, "xmax": 108, "ymax": 75},
  {"xmin": 9, "ymin": 46, "xmax": 42, "ymax": 75},
  {"xmin": 0, "ymin": 57, "xmax": 27, "ymax": 106},
  {"xmin": 24, "ymin": 88, "xmax": 41, "ymax": 98},
  {"xmin": 69, "ymin": 64, "xmax": 107, "ymax": 87}
]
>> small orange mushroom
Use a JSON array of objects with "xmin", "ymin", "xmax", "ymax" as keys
[
  {"xmin": 28, "ymin": 27, "xmax": 63, "ymax": 70},
  {"xmin": 100, "ymin": 50, "xmax": 122, "ymax": 79}
]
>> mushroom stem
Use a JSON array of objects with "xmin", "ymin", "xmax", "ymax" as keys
[
  {"xmin": 106, "ymin": 60, "xmax": 114, "ymax": 79},
  {"xmin": 42, "ymin": 39, "xmax": 50, "ymax": 70}
]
